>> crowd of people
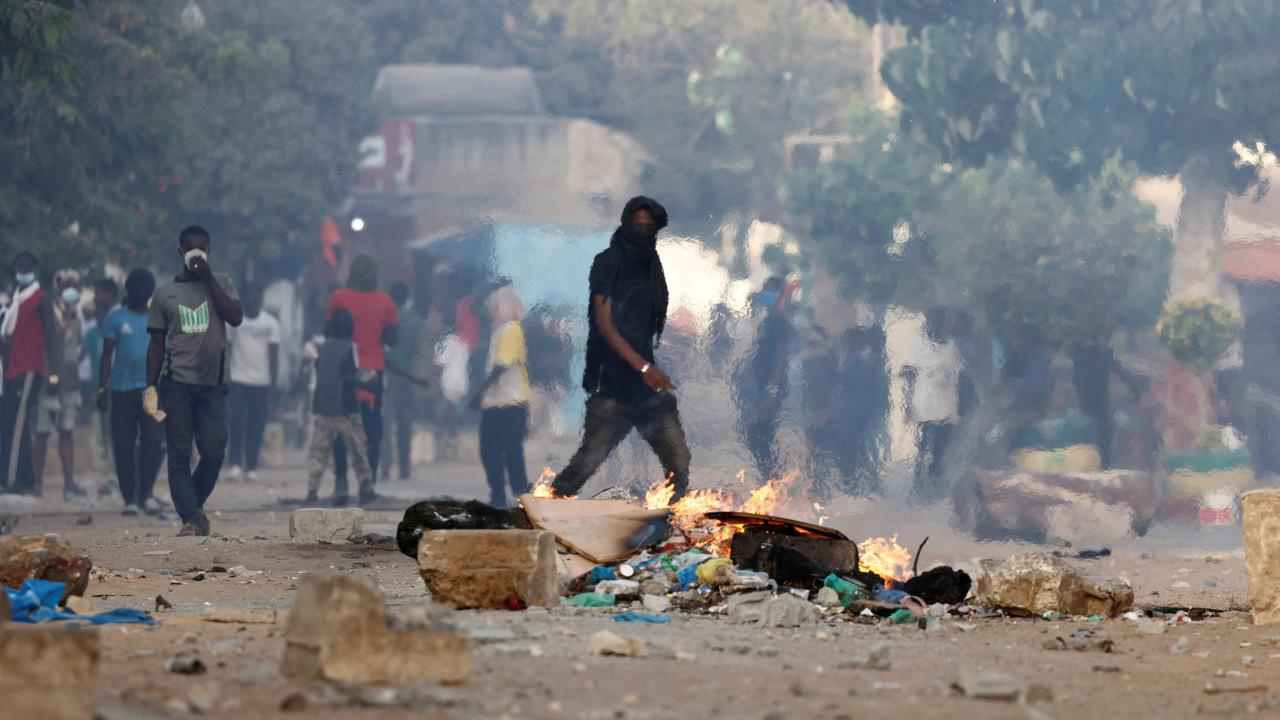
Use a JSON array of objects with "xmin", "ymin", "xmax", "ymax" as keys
[{"xmin": 0, "ymin": 196, "xmax": 1171, "ymax": 537}]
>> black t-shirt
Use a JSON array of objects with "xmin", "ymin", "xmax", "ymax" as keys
[{"xmin": 583, "ymin": 247, "xmax": 658, "ymax": 405}]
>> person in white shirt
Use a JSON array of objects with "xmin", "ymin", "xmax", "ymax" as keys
[
  {"xmin": 433, "ymin": 308, "xmax": 470, "ymax": 463},
  {"xmin": 225, "ymin": 283, "xmax": 280, "ymax": 482},
  {"xmin": 901, "ymin": 307, "xmax": 962, "ymax": 500}
]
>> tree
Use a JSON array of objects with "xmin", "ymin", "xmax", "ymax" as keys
[
  {"xmin": 531, "ymin": 0, "xmax": 873, "ymax": 227},
  {"xmin": 0, "ymin": 0, "xmax": 188, "ymax": 271},
  {"xmin": 843, "ymin": 0, "xmax": 1280, "ymax": 298}
]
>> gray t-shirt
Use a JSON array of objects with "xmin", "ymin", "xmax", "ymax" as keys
[{"xmin": 148, "ymin": 274, "xmax": 238, "ymax": 386}]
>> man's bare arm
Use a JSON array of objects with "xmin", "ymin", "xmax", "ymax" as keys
[{"xmin": 146, "ymin": 332, "xmax": 166, "ymax": 387}]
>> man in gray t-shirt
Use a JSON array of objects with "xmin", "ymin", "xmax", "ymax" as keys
[{"xmin": 146, "ymin": 225, "xmax": 244, "ymax": 536}]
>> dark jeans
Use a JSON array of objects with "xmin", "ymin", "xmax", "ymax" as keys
[
  {"xmin": 742, "ymin": 392, "xmax": 783, "ymax": 480},
  {"xmin": 110, "ymin": 389, "xmax": 164, "ymax": 505},
  {"xmin": 387, "ymin": 381, "xmax": 414, "ymax": 480},
  {"xmin": 0, "ymin": 373, "xmax": 42, "ymax": 493},
  {"xmin": 480, "ymin": 404, "xmax": 530, "ymax": 507},
  {"xmin": 227, "ymin": 382, "xmax": 269, "ymax": 472},
  {"xmin": 333, "ymin": 375, "xmax": 383, "ymax": 497},
  {"xmin": 913, "ymin": 420, "xmax": 953, "ymax": 501},
  {"xmin": 160, "ymin": 377, "xmax": 228, "ymax": 525},
  {"xmin": 553, "ymin": 393, "xmax": 691, "ymax": 499}
]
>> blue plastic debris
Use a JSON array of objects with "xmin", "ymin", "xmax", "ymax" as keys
[
  {"xmin": 6, "ymin": 579, "xmax": 156, "ymax": 625},
  {"xmin": 612, "ymin": 612, "xmax": 670, "ymax": 624}
]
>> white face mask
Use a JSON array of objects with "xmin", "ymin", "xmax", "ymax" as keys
[{"xmin": 183, "ymin": 248, "xmax": 208, "ymax": 270}]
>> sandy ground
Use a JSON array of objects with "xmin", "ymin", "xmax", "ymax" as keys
[{"xmin": 4, "ymin": 453, "xmax": 1276, "ymax": 720}]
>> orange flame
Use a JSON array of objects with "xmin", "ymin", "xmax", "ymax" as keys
[
  {"xmin": 644, "ymin": 473, "xmax": 677, "ymax": 508},
  {"xmin": 858, "ymin": 535, "xmax": 913, "ymax": 582},
  {"xmin": 532, "ymin": 468, "xmax": 562, "ymax": 499}
]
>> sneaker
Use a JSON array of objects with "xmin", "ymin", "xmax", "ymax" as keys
[
  {"xmin": 176, "ymin": 522, "xmax": 202, "ymax": 537},
  {"xmin": 245, "ymin": 470, "xmax": 260, "ymax": 483},
  {"xmin": 121, "ymin": 504, "xmax": 140, "ymax": 517},
  {"xmin": 329, "ymin": 494, "xmax": 350, "ymax": 508},
  {"xmin": 143, "ymin": 497, "xmax": 164, "ymax": 516},
  {"xmin": 225, "ymin": 465, "xmax": 244, "ymax": 482},
  {"xmin": 304, "ymin": 490, "xmax": 319, "ymax": 504},
  {"xmin": 194, "ymin": 510, "xmax": 212, "ymax": 536},
  {"xmin": 358, "ymin": 489, "xmax": 385, "ymax": 507}
]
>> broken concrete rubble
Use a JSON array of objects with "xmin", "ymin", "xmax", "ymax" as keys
[
  {"xmin": 289, "ymin": 507, "xmax": 364, "ymax": 543},
  {"xmin": 727, "ymin": 590, "xmax": 819, "ymax": 628},
  {"xmin": 1242, "ymin": 489, "xmax": 1280, "ymax": 625},
  {"xmin": 281, "ymin": 573, "xmax": 471, "ymax": 685},
  {"xmin": 974, "ymin": 552, "xmax": 1134, "ymax": 617},
  {"xmin": 0, "ymin": 623, "xmax": 100, "ymax": 720},
  {"xmin": 0, "ymin": 533, "xmax": 93, "ymax": 602},
  {"xmin": 417, "ymin": 529, "xmax": 558, "ymax": 609},
  {"xmin": 588, "ymin": 630, "xmax": 646, "ymax": 657}
]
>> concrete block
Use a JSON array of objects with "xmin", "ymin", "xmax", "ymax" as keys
[
  {"xmin": 417, "ymin": 530, "xmax": 558, "ymax": 609},
  {"xmin": 0, "ymin": 624, "xmax": 100, "ymax": 719},
  {"xmin": 289, "ymin": 508, "xmax": 364, "ymax": 543},
  {"xmin": 281, "ymin": 573, "xmax": 469, "ymax": 685},
  {"xmin": 974, "ymin": 552, "xmax": 1133, "ymax": 617},
  {"xmin": 1243, "ymin": 489, "xmax": 1280, "ymax": 625}
]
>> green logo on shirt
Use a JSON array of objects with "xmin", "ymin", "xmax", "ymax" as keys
[{"xmin": 178, "ymin": 301, "xmax": 210, "ymax": 334}]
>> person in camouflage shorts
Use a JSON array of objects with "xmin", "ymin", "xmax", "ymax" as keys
[{"xmin": 305, "ymin": 309, "xmax": 372, "ymax": 504}]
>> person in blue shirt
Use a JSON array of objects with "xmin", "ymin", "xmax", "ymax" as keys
[{"xmin": 98, "ymin": 269, "xmax": 165, "ymax": 516}]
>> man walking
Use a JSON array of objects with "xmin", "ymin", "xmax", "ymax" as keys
[
  {"xmin": 0, "ymin": 252, "xmax": 57, "ymax": 495},
  {"xmin": 147, "ymin": 226, "xmax": 243, "ymax": 536},
  {"xmin": 551, "ymin": 197, "xmax": 691, "ymax": 502},
  {"xmin": 226, "ymin": 283, "xmax": 280, "ymax": 483},
  {"xmin": 33, "ymin": 269, "xmax": 87, "ymax": 499},
  {"xmin": 100, "ymin": 269, "xmax": 165, "ymax": 516}
]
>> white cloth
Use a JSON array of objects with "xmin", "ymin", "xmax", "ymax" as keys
[
  {"xmin": 228, "ymin": 311, "xmax": 281, "ymax": 386},
  {"xmin": 1, "ymin": 281, "xmax": 40, "ymax": 339},
  {"xmin": 434, "ymin": 333, "xmax": 470, "ymax": 405},
  {"xmin": 903, "ymin": 335, "xmax": 961, "ymax": 423}
]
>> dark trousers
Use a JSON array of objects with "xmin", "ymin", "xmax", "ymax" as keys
[
  {"xmin": 159, "ymin": 377, "xmax": 228, "ymax": 525},
  {"xmin": 553, "ymin": 393, "xmax": 691, "ymax": 499},
  {"xmin": 333, "ymin": 375, "xmax": 383, "ymax": 497},
  {"xmin": 110, "ymin": 389, "xmax": 164, "ymax": 505},
  {"xmin": 0, "ymin": 373, "xmax": 42, "ymax": 493},
  {"xmin": 480, "ymin": 405, "xmax": 530, "ymax": 507},
  {"xmin": 227, "ymin": 382, "xmax": 269, "ymax": 472},
  {"xmin": 913, "ymin": 420, "xmax": 953, "ymax": 500},
  {"xmin": 387, "ymin": 382, "xmax": 414, "ymax": 480},
  {"xmin": 742, "ymin": 393, "xmax": 783, "ymax": 480}
]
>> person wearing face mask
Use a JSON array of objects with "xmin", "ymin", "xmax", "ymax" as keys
[
  {"xmin": 147, "ymin": 226, "xmax": 244, "ymax": 536},
  {"xmin": 0, "ymin": 252, "xmax": 59, "ymax": 495},
  {"xmin": 550, "ymin": 196, "xmax": 691, "ymax": 502},
  {"xmin": 33, "ymin": 269, "xmax": 88, "ymax": 500},
  {"xmin": 735, "ymin": 276, "xmax": 793, "ymax": 481}
]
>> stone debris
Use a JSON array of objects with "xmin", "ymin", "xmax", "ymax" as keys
[
  {"xmin": 838, "ymin": 641, "xmax": 892, "ymax": 670},
  {"xmin": 1171, "ymin": 636, "xmax": 1191, "ymax": 653},
  {"xmin": 167, "ymin": 653, "xmax": 207, "ymax": 675},
  {"xmin": 953, "ymin": 670, "xmax": 1028, "ymax": 702},
  {"xmin": 1133, "ymin": 617, "xmax": 1167, "ymax": 635},
  {"xmin": 0, "ymin": 533, "xmax": 94, "ymax": 603},
  {"xmin": 289, "ymin": 508, "xmax": 365, "ymax": 543},
  {"xmin": 0, "ymin": 624, "xmax": 100, "ymax": 720},
  {"xmin": 417, "ymin": 530, "xmax": 558, "ymax": 609},
  {"xmin": 588, "ymin": 630, "xmax": 646, "ymax": 658},
  {"xmin": 973, "ymin": 552, "xmax": 1134, "ymax": 617},
  {"xmin": 1242, "ymin": 490, "xmax": 1280, "ymax": 625},
  {"xmin": 727, "ymin": 590, "xmax": 819, "ymax": 628},
  {"xmin": 280, "ymin": 573, "xmax": 470, "ymax": 685}
]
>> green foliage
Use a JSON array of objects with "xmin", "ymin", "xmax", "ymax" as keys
[
  {"xmin": 842, "ymin": 0, "xmax": 1280, "ymax": 192},
  {"xmin": 931, "ymin": 158, "xmax": 1172, "ymax": 348},
  {"xmin": 788, "ymin": 110, "xmax": 1173, "ymax": 349},
  {"xmin": 786, "ymin": 109, "xmax": 950, "ymax": 304},
  {"xmin": 1155, "ymin": 295, "xmax": 1242, "ymax": 373},
  {"xmin": 533, "ymin": 0, "xmax": 873, "ymax": 225}
]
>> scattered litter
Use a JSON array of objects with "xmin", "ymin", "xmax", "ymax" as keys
[
  {"xmin": 5, "ymin": 579, "xmax": 155, "ymax": 624},
  {"xmin": 612, "ymin": 611, "xmax": 669, "ymax": 624},
  {"xmin": 1171, "ymin": 637, "xmax": 1191, "ymax": 653},
  {"xmin": 227, "ymin": 565, "xmax": 264, "ymax": 578},
  {"xmin": 1204, "ymin": 683, "xmax": 1269, "ymax": 695},
  {"xmin": 568, "ymin": 592, "xmax": 615, "ymax": 608}
]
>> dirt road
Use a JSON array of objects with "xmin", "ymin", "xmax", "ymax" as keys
[{"xmin": 4, "ymin": 460, "xmax": 1272, "ymax": 720}]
